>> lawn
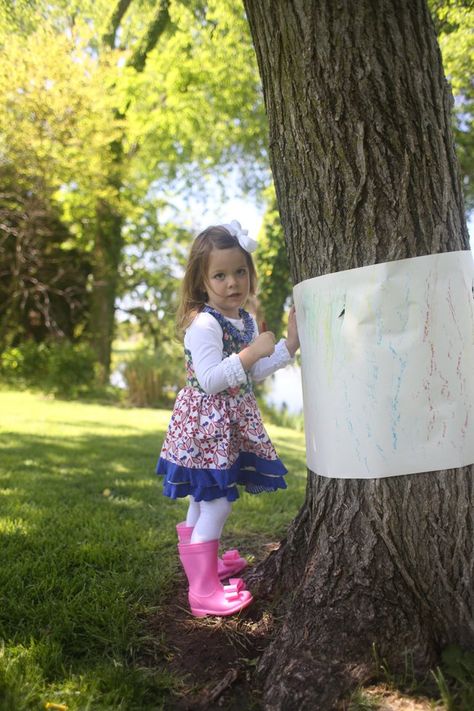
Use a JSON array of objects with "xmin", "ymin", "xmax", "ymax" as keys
[{"xmin": 0, "ymin": 390, "xmax": 307, "ymax": 710}]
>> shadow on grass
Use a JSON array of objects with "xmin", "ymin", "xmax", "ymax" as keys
[
  {"xmin": 0, "ymin": 413, "xmax": 307, "ymax": 709},
  {"xmin": 0, "ymin": 427, "xmax": 181, "ymax": 651}
]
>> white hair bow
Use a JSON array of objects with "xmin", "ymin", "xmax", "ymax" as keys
[{"xmin": 221, "ymin": 220, "xmax": 258, "ymax": 253}]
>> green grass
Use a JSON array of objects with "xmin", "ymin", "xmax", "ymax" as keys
[{"xmin": 0, "ymin": 390, "xmax": 307, "ymax": 710}]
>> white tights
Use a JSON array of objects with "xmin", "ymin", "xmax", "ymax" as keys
[{"xmin": 185, "ymin": 495, "xmax": 232, "ymax": 543}]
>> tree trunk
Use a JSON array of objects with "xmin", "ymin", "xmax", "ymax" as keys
[
  {"xmin": 89, "ymin": 197, "xmax": 123, "ymax": 380},
  {"xmin": 89, "ymin": 0, "xmax": 171, "ymax": 381},
  {"xmin": 243, "ymin": 1, "xmax": 473, "ymax": 708}
]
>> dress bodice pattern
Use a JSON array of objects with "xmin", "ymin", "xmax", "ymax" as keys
[{"xmin": 184, "ymin": 305, "xmax": 255, "ymax": 396}]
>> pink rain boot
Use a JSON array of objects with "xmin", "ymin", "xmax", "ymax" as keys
[
  {"xmin": 176, "ymin": 522, "xmax": 247, "ymax": 580},
  {"xmin": 178, "ymin": 539, "xmax": 253, "ymax": 617}
]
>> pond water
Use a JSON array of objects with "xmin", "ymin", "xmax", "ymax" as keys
[{"xmin": 264, "ymin": 364, "xmax": 303, "ymax": 414}]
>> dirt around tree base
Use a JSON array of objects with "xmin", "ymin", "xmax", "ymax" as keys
[
  {"xmin": 156, "ymin": 595, "xmax": 270, "ymax": 709},
  {"xmin": 143, "ymin": 538, "xmax": 277, "ymax": 710},
  {"xmin": 146, "ymin": 590, "xmax": 445, "ymax": 711},
  {"xmin": 142, "ymin": 537, "xmax": 448, "ymax": 710}
]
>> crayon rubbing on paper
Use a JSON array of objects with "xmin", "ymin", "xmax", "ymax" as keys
[{"xmin": 293, "ymin": 251, "xmax": 474, "ymax": 479}]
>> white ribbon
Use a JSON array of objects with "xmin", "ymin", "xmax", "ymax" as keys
[{"xmin": 221, "ymin": 219, "xmax": 258, "ymax": 253}]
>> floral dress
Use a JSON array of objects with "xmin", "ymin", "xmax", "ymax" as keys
[{"xmin": 156, "ymin": 306, "xmax": 287, "ymax": 502}]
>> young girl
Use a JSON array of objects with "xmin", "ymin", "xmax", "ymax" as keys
[{"xmin": 157, "ymin": 220, "xmax": 299, "ymax": 617}]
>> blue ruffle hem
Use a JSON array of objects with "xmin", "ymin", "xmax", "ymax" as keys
[{"xmin": 156, "ymin": 452, "xmax": 288, "ymax": 502}]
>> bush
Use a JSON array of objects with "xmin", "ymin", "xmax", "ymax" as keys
[
  {"xmin": 0, "ymin": 341, "xmax": 49, "ymax": 382},
  {"xmin": 0, "ymin": 340, "xmax": 97, "ymax": 397},
  {"xmin": 122, "ymin": 343, "xmax": 184, "ymax": 408},
  {"xmin": 44, "ymin": 341, "xmax": 97, "ymax": 396}
]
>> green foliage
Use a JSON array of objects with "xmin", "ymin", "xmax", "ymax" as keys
[
  {"xmin": 0, "ymin": 24, "xmax": 119, "ymax": 240},
  {"xmin": 118, "ymin": 219, "xmax": 189, "ymax": 352},
  {"xmin": 43, "ymin": 341, "xmax": 98, "ymax": 396},
  {"xmin": 0, "ymin": 166, "xmax": 91, "ymax": 350},
  {"xmin": 347, "ymin": 688, "xmax": 381, "ymax": 710},
  {"xmin": 256, "ymin": 186, "xmax": 292, "ymax": 338},
  {"xmin": 127, "ymin": 0, "xmax": 267, "ymax": 189},
  {"xmin": 0, "ymin": 342, "xmax": 47, "ymax": 382},
  {"xmin": 258, "ymin": 396, "xmax": 305, "ymax": 432},
  {"xmin": 0, "ymin": 0, "xmax": 267, "ymax": 370},
  {"xmin": 123, "ymin": 350, "xmax": 164, "ymax": 408},
  {"xmin": 0, "ymin": 16, "xmax": 118, "ymax": 358},
  {"xmin": 351, "ymin": 641, "xmax": 473, "ymax": 711},
  {"xmin": 429, "ymin": 0, "xmax": 474, "ymax": 212},
  {"xmin": 122, "ymin": 342, "xmax": 185, "ymax": 408},
  {"xmin": 432, "ymin": 645, "xmax": 474, "ymax": 710},
  {"xmin": 0, "ymin": 341, "xmax": 97, "ymax": 396}
]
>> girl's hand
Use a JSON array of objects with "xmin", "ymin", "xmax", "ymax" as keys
[
  {"xmin": 285, "ymin": 305, "xmax": 300, "ymax": 357},
  {"xmin": 239, "ymin": 331, "xmax": 275, "ymax": 371},
  {"xmin": 252, "ymin": 331, "xmax": 276, "ymax": 359}
]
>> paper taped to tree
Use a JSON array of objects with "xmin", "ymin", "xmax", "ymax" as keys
[{"xmin": 293, "ymin": 250, "xmax": 474, "ymax": 478}]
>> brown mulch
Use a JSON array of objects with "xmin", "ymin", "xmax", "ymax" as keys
[
  {"xmin": 153, "ymin": 596, "xmax": 271, "ymax": 710},
  {"xmin": 141, "ymin": 539, "xmax": 276, "ymax": 710}
]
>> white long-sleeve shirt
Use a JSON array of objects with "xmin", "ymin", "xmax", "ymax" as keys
[{"xmin": 184, "ymin": 311, "xmax": 294, "ymax": 396}]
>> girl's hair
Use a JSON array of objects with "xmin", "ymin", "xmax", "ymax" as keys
[{"xmin": 176, "ymin": 225, "xmax": 258, "ymax": 333}]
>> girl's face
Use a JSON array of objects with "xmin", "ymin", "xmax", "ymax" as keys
[{"xmin": 205, "ymin": 247, "xmax": 250, "ymax": 318}]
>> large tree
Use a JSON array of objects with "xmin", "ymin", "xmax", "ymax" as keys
[{"xmin": 242, "ymin": 1, "xmax": 473, "ymax": 708}]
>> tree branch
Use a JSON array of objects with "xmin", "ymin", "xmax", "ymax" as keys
[
  {"xmin": 102, "ymin": 0, "xmax": 134, "ymax": 49},
  {"xmin": 127, "ymin": 0, "xmax": 171, "ymax": 72}
]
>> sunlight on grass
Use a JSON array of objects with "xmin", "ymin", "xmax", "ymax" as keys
[
  {"xmin": 0, "ymin": 518, "xmax": 30, "ymax": 535},
  {"xmin": 0, "ymin": 390, "xmax": 307, "ymax": 709}
]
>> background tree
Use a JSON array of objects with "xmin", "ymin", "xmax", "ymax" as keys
[
  {"xmin": 0, "ymin": 0, "xmax": 268, "ymax": 379},
  {"xmin": 79, "ymin": 0, "xmax": 268, "ymax": 378},
  {"xmin": 430, "ymin": 0, "xmax": 474, "ymax": 212},
  {"xmin": 0, "ymin": 166, "xmax": 90, "ymax": 349},
  {"xmin": 0, "ymin": 25, "xmax": 106, "ymax": 350},
  {"xmin": 243, "ymin": 0, "xmax": 473, "ymax": 708}
]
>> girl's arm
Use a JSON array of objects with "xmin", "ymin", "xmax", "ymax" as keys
[
  {"xmin": 185, "ymin": 313, "xmax": 249, "ymax": 395},
  {"xmin": 249, "ymin": 306, "xmax": 300, "ymax": 382},
  {"xmin": 238, "ymin": 331, "xmax": 276, "ymax": 371},
  {"xmin": 186, "ymin": 309, "xmax": 299, "ymax": 393}
]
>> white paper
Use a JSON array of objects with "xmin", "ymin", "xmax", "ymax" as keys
[{"xmin": 293, "ymin": 251, "xmax": 474, "ymax": 478}]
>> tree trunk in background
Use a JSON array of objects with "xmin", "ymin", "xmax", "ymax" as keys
[
  {"xmin": 89, "ymin": 195, "xmax": 123, "ymax": 380},
  {"xmin": 243, "ymin": 1, "xmax": 473, "ymax": 708},
  {"xmin": 89, "ymin": 0, "xmax": 171, "ymax": 381}
]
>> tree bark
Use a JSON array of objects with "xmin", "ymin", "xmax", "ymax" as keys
[
  {"xmin": 89, "ymin": 197, "xmax": 123, "ymax": 379},
  {"xmin": 242, "ymin": 1, "xmax": 473, "ymax": 708}
]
